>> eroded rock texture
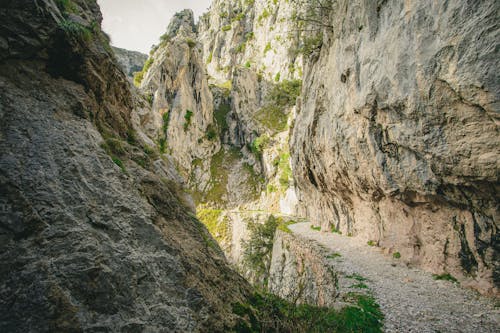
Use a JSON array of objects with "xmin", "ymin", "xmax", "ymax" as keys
[
  {"xmin": 0, "ymin": 1, "xmax": 252, "ymax": 331},
  {"xmin": 291, "ymin": 0, "xmax": 499, "ymax": 294},
  {"xmin": 112, "ymin": 46, "xmax": 147, "ymax": 80}
]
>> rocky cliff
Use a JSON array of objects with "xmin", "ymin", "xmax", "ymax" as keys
[
  {"xmin": 112, "ymin": 46, "xmax": 147, "ymax": 80},
  {"xmin": 291, "ymin": 0, "xmax": 499, "ymax": 295},
  {"xmin": 135, "ymin": 0, "xmax": 499, "ymax": 296},
  {"xmin": 0, "ymin": 1, "xmax": 258, "ymax": 331}
]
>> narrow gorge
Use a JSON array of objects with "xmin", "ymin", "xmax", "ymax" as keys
[{"xmin": 0, "ymin": 0, "xmax": 498, "ymax": 332}]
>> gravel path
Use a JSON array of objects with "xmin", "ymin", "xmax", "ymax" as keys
[{"xmin": 289, "ymin": 223, "xmax": 500, "ymax": 333}]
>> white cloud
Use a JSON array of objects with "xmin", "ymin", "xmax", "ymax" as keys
[{"xmin": 97, "ymin": 0, "xmax": 212, "ymax": 54}]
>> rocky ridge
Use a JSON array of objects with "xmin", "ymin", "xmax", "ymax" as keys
[{"xmin": 112, "ymin": 46, "xmax": 147, "ymax": 80}]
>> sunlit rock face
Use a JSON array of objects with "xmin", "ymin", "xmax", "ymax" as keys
[{"xmin": 291, "ymin": 0, "xmax": 499, "ymax": 295}]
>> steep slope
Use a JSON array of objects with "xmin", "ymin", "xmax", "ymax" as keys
[
  {"xmin": 0, "ymin": 1, "xmax": 255, "ymax": 331},
  {"xmin": 291, "ymin": 0, "xmax": 499, "ymax": 295}
]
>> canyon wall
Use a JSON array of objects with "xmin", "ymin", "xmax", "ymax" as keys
[
  {"xmin": 0, "ymin": 0, "xmax": 259, "ymax": 331},
  {"xmin": 291, "ymin": 0, "xmax": 499, "ymax": 294}
]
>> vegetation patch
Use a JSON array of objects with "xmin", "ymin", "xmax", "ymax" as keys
[
  {"xmin": 392, "ymin": 252, "xmax": 401, "ymax": 259},
  {"xmin": 250, "ymin": 134, "xmax": 270, "ymax": 156},
  {"xmin": 326, "ymin": 252, "xmax": 342, "ymax": 259},
  {"xmin": 197, "ymin": 209, "xmax": 230, "ymax": 245},
  {"xmin": 346, "ymin": 273, "xmax": 368, "ymax": 282},
  {"xmin": 278, "ymin": 151, "xmax": 292, "ymax": 189},
  {"xmin": 432, "ymin": 273, "xmax": 458, "ymax": 283},
  {"xmin": 310, "ymin": 225, "xmax": 321, "ymax": 231},
  {"xmin": 221, "ymin": 24, "xmax": 232, "ymax": 32},
  {"xmin": 133, "ymin": 57, "xmax": 154, "ymax": 87},
  {"xmin": 183, "ymin": 109, "xmax": 193, "ymax": 131},
  {"xmin": 214, "ymin": 102, "xmax": 230, "ymax": 136},
  {"xmin": 255, "ymin": 79, "xmax": 301, "ymax": 133},
  {"xmin": 232, "ymin": 291, "xmax": 383, "ymax": 332},
  {"xmin": 367, "ymin": 240, "xmax": 377, "ymax": 246}
]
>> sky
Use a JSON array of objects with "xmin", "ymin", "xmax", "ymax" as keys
[{"xmin": 97, "ymin": 0, "xmax": 212, "ymax": 54}]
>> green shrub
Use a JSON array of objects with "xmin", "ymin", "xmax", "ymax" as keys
[
  {"xmin": 274, "ymin": 72, "xmax": 280, "ymax": 82},
  {"xmin": 133, "ymin": 57, "xmax": 154, "ymax": 87},
  {"xmin": 310, "ymin": 225, "xmax": 321, "ymax": 231},
  {"xmin": 245, "ymin": 31, "xmax": 255, "ymax": 41},
  {"xmin": 432, "ymin": 273, "xmax": 458, "ymax": 283},
  {"xmin": 232, "ymin": 291, "xmax": 383, "ymax": 332},
  {"xmin": 205, "ymin": 124, "xmax": 217, "ymax": 141},
  {"xmin": 264, "ymin": 42, "xmax": 272, "ymax": 54},
  {"xmin": 255, "ymin": 79, "xmax": 301, "ymax": 132},
  {"xmin": 59, "ymin": 20, "xmax": 92, "ymax": 41},
  {"xmin": 258, "ymin": 8, "xmax": 270, "ymax": 24},
  {"xmin": 197, "ymin": 209, "xmax": 230, "ymax": 244},
  {"xmin": 299, "ymin": 33, "xmax": 323, "ymax": 56},
  {"xmin": 158, "ymin": 138, "xmax": 166, "ymax": 154},
  {"xmin": 186, "ymin": 38, "xmax": 196, "ymax": 48},
  {"xmin": 232, "ymin": 13, "xmax": 246, "ymax": 22},
  {"xmin": 392, "ymin": 252, "xmax": 401, "ymax": 259},
  {"xmin": 278, "ymin": 152, "xmax": 291, "ymax": 188},
  {"xmin": 242, "ymin": 215, "xmax": 279, "ymax": 288},
  {"xmin": 206, "ymin": 51, "xmax": 213, "ymax": 64},
  {"xmin": 221, "ymin": 24, "xmax": 232, "ymax": 32},
  {"xmin": 162, "ymin": 112, "xmax": 170, "ymax": 133},
  {"xmin": 244, "ymin": 61, "xmax": 251, "ymax": 68},
  {"xmin": 112, "ymin": 157, "xmax": 126, "ymax": 173},
  {"xmin": 183, "ymin": 109, "xmax": 193, "ymax": 131},
  {"xmin": 367, "ymin": 240, "xmax": 376, "ymax": 246},
  {"xmin": 250, "ymin": 134, "xmax": 270, "ymax": 156},
  {"xmin": 235, "ymin": 42, "xmax": 246, "ymax": 53},
  {"xmin": 55, "ymin": 0, "xmax": 77, "ymax": 14}
]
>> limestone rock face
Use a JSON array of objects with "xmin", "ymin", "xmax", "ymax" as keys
[
  {"xmin": 141, "ymin": 9, "xmax": 219, "ymax": 181},
  {"xmin": 112, "ymin": 46, "xmax": 147, "ymax": 80},
  {"xmin": 269, "ymin": 230, "xmax": 339, "ymax": 307},
  {"xmin": 291, "ymin": 0, "xmax": 499, "ymax": 294},
  {"xmin": 0, "ymin": 1, "xmax": 254, "ymax": 331}
]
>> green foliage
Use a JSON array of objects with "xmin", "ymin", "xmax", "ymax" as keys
[
  {"xmin": 255, "ymin": 79, "xmax": 301, "ymax": 132},
  {"xmin": 310, "ymin": 225, "xmax": 321, "ymax": 231},
  {"xmin": 133, "ymin": 57, "xmax": 154, "ymax": 87},
  {"xmin": 367, "ymin": 240, "xmax": 377, "ymax": 246},
  {"xmin": 258, "ymin": 8, "xmax": 270, "ymax": 24},
  {"xmin": 242, "ymin": 215, "xmax": 280, "ymax": 288},
  {"xmin": 346, "ymin": 273, "xmax": 368, "ymax": 282},
  {"xmin": 266, "ymin": 183, "xmax": 277, "ymax": 193},
  {"xmin": 274, "ymin": 72, "xmax": 281, "ymax": 82},
  {"xmin": 59, "ymin": 20, "xmax": 92, "ymax": 41},
  {"xmin": 158, "ymin": 138, "xmax": 166, "ymax": 154},
  {"xmin": 205, "ymin": 124, "xmax": 217, "ymax": 141},
  {"xmin": 146, "ymin": 93, "xmax": 154, "ymax": 106},
  {"xmin": 197, "ymin": 209, "xmax": 230, "ymax": 244},
  {"xmin": 214, "ymin": 102, "xmax": 230, "ymax": 136},
  {"xmin": 298, "ymin": 33, "xmax": 323, "ymax": 56},
  {"xmin": 221, "ymin": 24, "xmax": 232, "ymax": 32},
  {"xmin": 55, "ymin": 0, "xmax": 77, "ymax": 14},
  {"xmin": 186, "ymin": 38, "xmax": 196, "ymax": 48},
  {"xmin": 183, "ymin": 109, "xmax": 193, "ymax": 131},
  {"xmin": 111, "ymin": 157, "xmax": 126, "ymax": 173},
  {"xmin": 232, "ymin": 291, "xmax": 383, "ymax": 332},
  {"xmin": 350, "ymin": 282, "xmax": 369, "ymax": 289},
  {"xmin": 263, "ymin": 42, "xmax": 272, "ymax": 55},
  {"xmin": 432, "ymin": 273, "xmax": 458, "ymax": 283},
  {"xmin": 326, "ymin": 252, "xmax": 342, "ymax": 259},
  {"xmin": 244, "ymin": 0, "xmax": 255, "ymax": 6},
  {"xmin": 250, "ymin": 134, "xmax": 270, "ymax": 156},
  {"xmin": 235, "ymin": 42, "xmax": 246, "ymax": 53},
  {"xmin": 278, "ymin": 152, "xmax": 292, "ymax": 189},
  {"xmin": 245, "ymin": 61, "xmax": 251, "ymax": 68},
  {"xmin": 162, "ymin": 112, "xmax": 170, "ymax": 133},
  {"xmin": 206, "ymin": 51, "xmax": 213, "ymax": 64},
  {"xmin": 232, "ymin": 13, "xmax": 246, "ymax": 22},
  {"xmin": 245, "ymin": 31, "xmax": 255, "ymax": 41},
  {"xmin": 201, "ymin": 148, "xmax": 242, "ymax": 204},
  {"xmin": 277, "ymin": 219, "xmax": 297, "ymax": 234},
  {"xmin": 392, "ymin": 252, "xmax": 401, "ymax": 259}
]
